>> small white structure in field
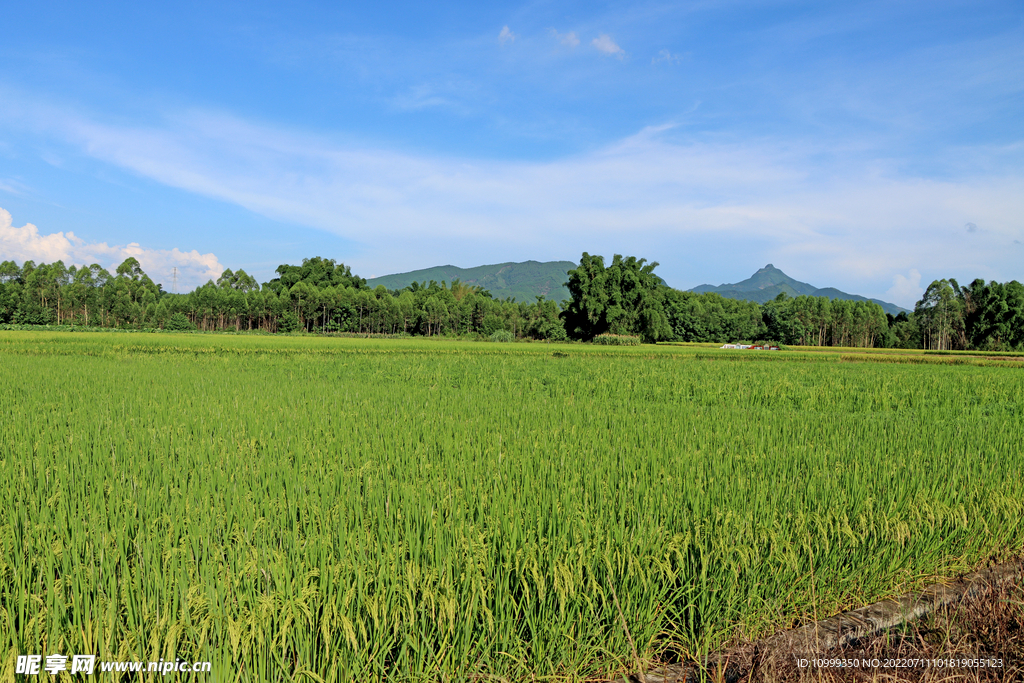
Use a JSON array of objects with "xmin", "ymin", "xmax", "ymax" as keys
[{"xmin": 720, "ymin": 344, "xmax": 780, "ymax": 350}]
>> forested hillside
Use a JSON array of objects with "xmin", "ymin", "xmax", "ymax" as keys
[
  {"xmin": 1, "ymin": 254, "xmax": 1021, "ymax": 350},
  {"xmin": 366, "ymin": 260, "xmax": 575, "ymax": 303}
]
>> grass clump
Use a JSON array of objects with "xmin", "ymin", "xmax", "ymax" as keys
[{"xmin": 593, "ymin": 333, "xmax": 642, "ymax": 345}]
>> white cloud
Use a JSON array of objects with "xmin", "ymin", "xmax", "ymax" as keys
[
  {"xmin": 0, "ymin": 178, "xmax": 27, "ymax": 195},
  {"xmin": 498, "ymin": 26, "xmax": 516, "ymax": 45},
  {"xmin": 885, "ymin": 269, "xmax": 923, "ymax": 309},
  {"xmin": 5, "ymin": 98, "xmax": 1024, "ymax": 302},
  {"xmin": 549, "ymin": 29, "xmax": 580, "ymax": 48},
  {"xmin": 0, "ymin": 207, "xmax": 223, "ymax": 290},
  {"xmin": 652, "ymin": 49, "xmax": 681, "ymax": 65},
  {"xmin": 391, "ymin": 84, "xmax": 453, "ymax": 111},
  {"xmin": 592, "ymin": 34, "xmax": 624, "ymax": 57}
]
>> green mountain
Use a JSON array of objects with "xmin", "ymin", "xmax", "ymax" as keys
[
  {"xmin": 690, "ymin": 264, "xmax": 908, "ymax": 316},
  {"xmin": 366, "ymin": 260, "xmax": 576, "ymax": 302}
]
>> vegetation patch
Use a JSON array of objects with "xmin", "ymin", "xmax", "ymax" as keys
[
  {"xmin": 1, "ymin": 254, "xmax": 1020, "ymax": 352},
  {"xmin": 593, "ymin": 333, "xmax": 642, "ymax": 345},
  {"xmin": 1, "ymin": 333, "xmax": 1022, "ymax": 680}
]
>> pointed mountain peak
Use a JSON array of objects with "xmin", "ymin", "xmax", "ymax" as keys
[{"xmin": 687, "ymin": 265, "xmax": 909, "ymax": 315}]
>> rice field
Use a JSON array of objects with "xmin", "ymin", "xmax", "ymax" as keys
[{"xmin": 1, "ymin": 331, "xmax": 1022, "ymax": 681}]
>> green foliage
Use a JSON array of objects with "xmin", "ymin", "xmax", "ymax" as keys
[
  {"xmin": 488, "ymin": 329, "xmax": 514, "ymax": 342},
  {"xmin": 915, "ymin": 279, "xmax": 965, "ymax": 350},
  {"xmin": 1, "ymin": 332, "xmax": 1022, "ymax": 680},
  {"xmin": 664, "ymin": 290, "xmax": 764, "ymax": 343},
  {"xmin": 592, "ymin": 333, "xmax": 642, "ymax": 345},
  {"xmin": 481, "ymin": 313, "xmax": 506, "ymax": 336},
  {"xmin": 277, "ymin": 310, "xmax": 300, "ymax": 333},
  {"xmin": 906, "ymin": 277, "xmax": 1024, "ymax": 352},
  {"xmin": 562, "ymin": 253, "xmax": 671, "ymax": 342},
  {"xmin": 165, "ymin": 311, "xmax": 197, "ymax": 331},
  {"xmin": 216, "ymin": 267, "xmax": 259, "ymax": 293},
  {"xmin": 2, "ymin": 253, "xmax": 1021, "ymax": 353},
  {"xmin": 961, "ymin": 278, "xmax": 1024, "ymax": 351},
  {"xmin": 264, "ymin": 256, "xmax": 366, "ymax": 294}
]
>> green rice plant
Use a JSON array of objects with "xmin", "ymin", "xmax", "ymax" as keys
[
  {"xmin": 593, "ymin": 333, "xmax": 642, "ymax": 345},
  {"xmin": 0, "ymin": 331, "xmax": 1022, "ymax": 681},
  {"xmin": 488, "ymin": 330, "xmax": 514, "ymax": 343}
]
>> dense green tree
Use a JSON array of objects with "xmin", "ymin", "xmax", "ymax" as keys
[
  {"xmin": 915, "ymin": 279, "xmax": 965, "ymax": 350},
  {"xmin": 562, "ymin": 253, "xmax": 671, "ymax": 342},
  {"xmin": 0, "ymin": 262, "xmax": 24, "ymax": 323},
  {"xmin": 265, "ymin": 257, "xmax": 366, "ymax": 294},
  {"xmin": 962, "ymin": 278, "xmax": 1024, "ymax": 350},
  {"xmin": 663, "ymin": 290, "xmax": 764, "ymax": 343}
]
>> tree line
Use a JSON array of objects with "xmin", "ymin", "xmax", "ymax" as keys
[
  {"xmin": 0, "ymin": 257, "xmax": 565, "ymax": 340},
  {"xmin": 564, "ymin": 253, "xmax": 1024, "ymax": 350},
  {"xmin": 1, "ymin": 253, "xmax": 1022, "ymax": 350}
]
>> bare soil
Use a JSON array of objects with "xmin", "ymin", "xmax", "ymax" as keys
[{"xmin": 738, "ymin": 580, "xmax": 1024, "ymax": 682}]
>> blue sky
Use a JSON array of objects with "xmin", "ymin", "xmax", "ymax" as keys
[{"xmin": 1, "ymin": 0, "xmax": 1022, "ymax": 305}]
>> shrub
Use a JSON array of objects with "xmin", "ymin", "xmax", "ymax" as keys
[
  {"xmin": 165, "ymin": 312, "xmax": 197, "ymax": 331},
  {"xmin": 489, "ymin": 330, "xmax": 515, "ymax": 343},
  {"xmin": 535, "ymin": 321, "xmax": 568, "ymax": 342},
  {"xmin": 277, "ymin": 312, "xmax": 300, "ymax": 333},
  {"xmin": 13, "ymin": 308, "xmax": 54, "ymax": 325}
]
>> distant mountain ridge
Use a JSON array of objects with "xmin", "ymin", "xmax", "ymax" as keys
[
  {"xmin": 368, "ymin": 261, "xmax": 909, "ymax": 315},
  {"xmin": 366, "ymin": 260, "xmax": 576, "ymax": 302},
  {"xmin": 690, "ymin": 264, "xmax": 908, "ymax": 316}
]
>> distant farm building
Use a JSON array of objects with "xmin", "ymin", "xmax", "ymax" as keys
[{"xmin": 720, "ymin": 344, "xmax": 780, "ymax": 351}]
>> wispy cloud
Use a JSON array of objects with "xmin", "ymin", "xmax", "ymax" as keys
[
  {"xmin": 885, "ymin": 269, "xmax": 922, "ymax": 309},
  {"xmin": 0, "ymin": 207, "xmax": 224, "ymax": 289},
  {"xmin": 498, "ymin": 26, "xmax": 516, "ymax": 45},
  {"xmin": 391, "ymin": 84, "xmax": 456, "ymax": 111},
  {"xmin": 592, "ymin": 34, "xmax": 624, "ymax": 57},
  {"xmin": 549, "ymin": 29, "xmax": 580, "ymax": 48},
  {"xmin": 652, "ymin": 49, "xmax": 681, "ymax": 65},
  {"xmin": 4, "ymin": 96, "xmax": 1023, "ymax": 304},
  {"xmin": 0, "ymin": 178, "xmax": 28, "ymax": 195}
]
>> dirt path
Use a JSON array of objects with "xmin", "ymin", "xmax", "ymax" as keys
[
  {"xmin": 624, "ymin": 559, "xmax": 1023, "ymax": 683},
  {"xmin": 743, "ymin": 577, "xmax": 1023, "ymax": 682}
]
